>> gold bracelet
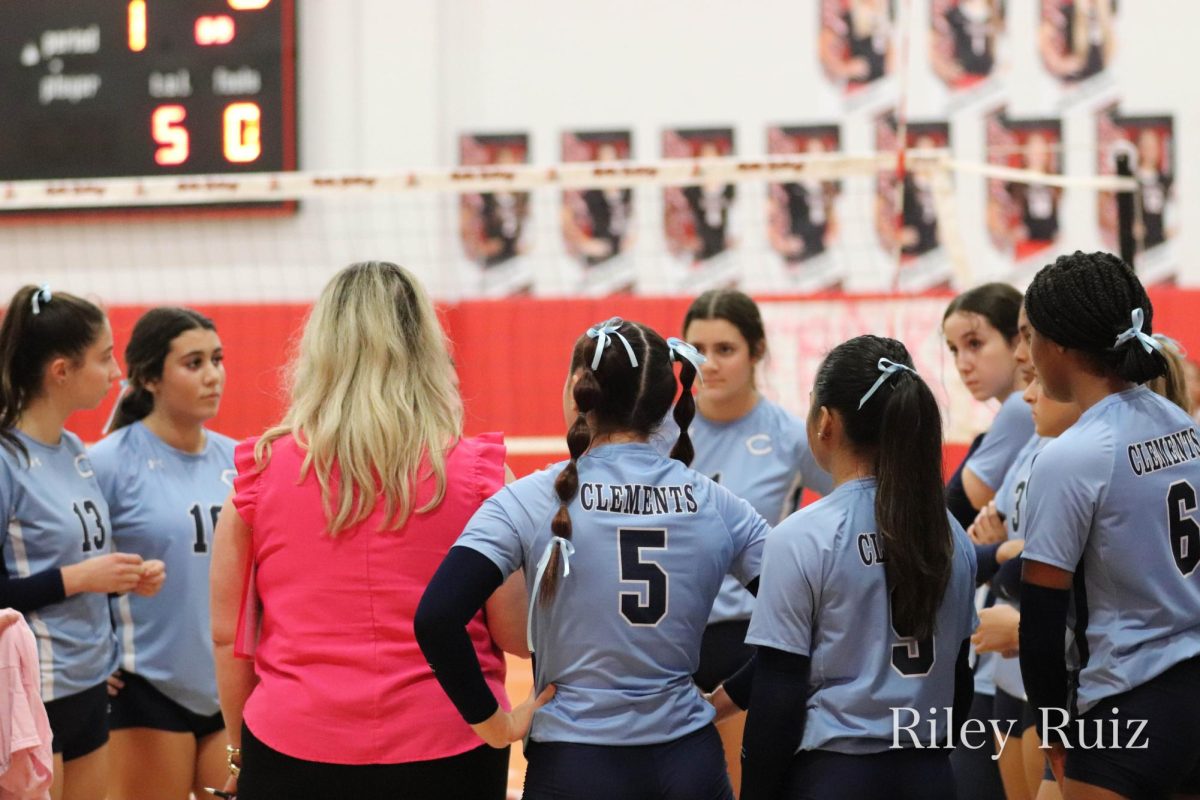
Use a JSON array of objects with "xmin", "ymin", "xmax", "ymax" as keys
[{"xmin": 226, "ymin": 744, "xmax": 242, "ymax": 778}]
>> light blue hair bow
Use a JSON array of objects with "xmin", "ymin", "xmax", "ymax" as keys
[
  {"xmin": 30, "ymin": 284, "xmax": 52, "ymax": 316},
  {"xmin": 526, "ymin": 536, "xmax": 575, "ymax": 653},
  {"xmin": 586, "ymin": 317, "xmax": 638, "ymax": 370},
  {"xmin": 1114, "ymin": 308, "xmax": 1163, "ymax": 355},
  {"xmin": 858, "ymin": 358, "xmax": 916, "ymax": 410},
  {"xmin": 666, "ymin": 337, "xmax": 707, "ymax": 382}
]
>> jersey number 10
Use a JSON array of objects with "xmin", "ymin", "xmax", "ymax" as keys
[{"xmin": 189, "ymin": 503, "xmax": 222, "ymax": 555}]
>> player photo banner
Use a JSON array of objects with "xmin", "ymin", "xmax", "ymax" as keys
[
  {"xmin": 662, "ymin": 127, "xmax": 739, "ymax": 292},
  {"xmin": 930, "ymin": 0, "xmax": 1005, "ymax": 92},
  {"xmin": 765, "ymin": 124, "xmax": 844, "ymax": 293},
  {"xmin": 819, "ymin": 0, "xmax": 896, "ymax": 96},
  {"xmin": 560, "ymin": 130, "xmax": 636, "ymax": 296},
  {"xmin": 1096, "ymin": 106, "xmax": 1178, "ymax": 285},
  {"xmin": 984, "ymin": 108, "xmax": 1063, "ymax": 268},
  {"xmin": 458, "ymin": 132, "xmax": 533, "ymax": 296},
  {"xmin": 1039, "ymin": 0, "xmax": 1116, "ymax": 86},
  {"xmin": 875, "ymin": 112, "xmax": 953, "ymax": 292}
]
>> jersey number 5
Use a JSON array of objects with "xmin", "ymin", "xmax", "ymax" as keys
[
  {"xmin": 889, "ymin": 590, "xmax": 935, "ymax": 677},
  {"xmin": 1167, "ymin": 480, "xmax": 1200, "ymax": 576},
  {"xmin": 618, "ymin": 528, "xmax": 668, "ymax": 626}
]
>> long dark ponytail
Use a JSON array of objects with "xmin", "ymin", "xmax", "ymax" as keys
[
  {"xmin": 0, "ymin": 285, "xmax": 106, "ymax": 460},
  {"xmin": 812, "ymin": 335, "xmax": 952, "ymax": 641},
  {"xmin": 108, "ymin": 307, "xmax": 216, "ymax": 433},
  {"xmin": 540, "ymin": 319, "xmax": 684, "ymax": 604}
]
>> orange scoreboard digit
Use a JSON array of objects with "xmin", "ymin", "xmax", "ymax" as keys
[{"xmin": 0, "ymin": 0, "xmax": 296, "ymax": 202}]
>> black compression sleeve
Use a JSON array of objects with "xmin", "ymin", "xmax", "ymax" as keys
[
  {"xmin": 0, "ymin": 568, "xmax": 65, "ymax": 613},
  {"xmin": 414, "ymin": 546, "xmax": 505, "ymax": 724},
  {"xmin": 992, "ymin": 555, "xmax": 1022, "ymax": 603},
  {"xmin": 723, "ymin": 652, "xmax": 756, "ymax": 709},
  {"xmin": 953, "ymin": 638, "xmax": 973, "ymax": 727},
  {"xmin": 739, "ymin": 647, "xmax": 810, "ymax": 800},
  {"xmin": 975, "ymin": 542, "xmax": 1001, "ymax": 586},
  {"xmin": 1018, "ymin": 582, "xmax": 1071, "ymax": 746},
  {"xmin": 946, "ymin": 432, "xmax": 986, "ymax": 529}
]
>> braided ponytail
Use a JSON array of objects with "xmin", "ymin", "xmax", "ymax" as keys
[
  {"xmin": 541, "ymin": 368, "xmax": 599, "ymax": 604},
  {"xmin": 669, "ymin": 356, "xmax": 698, "ymax": 466}
]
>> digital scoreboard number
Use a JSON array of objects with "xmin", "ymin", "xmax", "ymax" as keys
[{"xmin": 0, "ymin": 1, "xmax": 296, "ymax": 183}]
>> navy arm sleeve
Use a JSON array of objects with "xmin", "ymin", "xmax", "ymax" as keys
[
  {"xmin": 0, "ymin": 568, "xmax": 65, "ymax": 613},
  {"xmin": 414, "ymin": 546, "xmax": 506, "ymax": 725},
  {"xmin": 953, "ymin": 638, "xmax": 973, "ymax": 728},
  {"xmin": 974, "ymin": 542, "xmax": 1001, "ymax": 586},
  {"xmin": 946, "ymin": 432, "xmax": 986, "ymax": 529},
  {"xmin": 1018, "ymin": 583, "xmax": 1071, "ymax": 747},
  {"xmin": 715, "ymin": 576, "xmax": 760, "ymax": 709},
  {"xmin": 739, "ymin": 647, "xmax": 810, "ymax": 800},
  {"xmin": 992, "ymin": 555, "xmax": 1022, "ymax": 603}
]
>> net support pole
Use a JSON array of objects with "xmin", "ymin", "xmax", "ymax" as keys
[{"xmin": 1115, "ymin": 152, "xmax": 1137, "ymax": 269}]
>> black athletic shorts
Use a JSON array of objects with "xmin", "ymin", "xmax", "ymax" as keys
[
  {"xmin": 993, "ymin": 688, "xmax": 1037, "ymax": 735},
  {"xmin": 523, "ymin": 724, "xmax": 733, "ymax": 800},
  {"xmin": 45, "ymin": 681, "xmax": 108, "ymax": 761},
  {"xmin": 782, "ymin": 747, "xmax": 955, "ymax": 800},
  {"xmin": 108, "ymin": 670, "xmax": 224, "ymax": 738},
  {"xmin": 1064, "ymin": 655, "xmax": 1200, "ymax": 798}
]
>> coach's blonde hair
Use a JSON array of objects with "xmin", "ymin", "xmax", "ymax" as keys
[{"xmin": 255, "ymin": 262, "xmax": 462, "ymax": 535}]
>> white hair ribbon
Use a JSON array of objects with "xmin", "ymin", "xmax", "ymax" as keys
[
  {"xmin": 858, "ymin": 358, "xmax": 917, "ymax": 410},
  {"xmin": 525, "ymin": 536, "xmax": 575, "ymax": 654},
  {"xmin": 586, "ymin": 317, "xmax": 638, "ymax": 370},
  {"xmin": 1114, "ymin": 308, "xmax": 1163, "ymax": 355}
]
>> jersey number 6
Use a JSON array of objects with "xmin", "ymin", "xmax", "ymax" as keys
[
  {"xmin": 618, "ymin": 528, "xmax": 668, "ymax": 626},
  {"xmin": 1167, "ymin": 480, "xmax": 1200, "ymax": 577}
]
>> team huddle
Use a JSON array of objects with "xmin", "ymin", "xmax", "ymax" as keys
[{"xmin": 3, "ymin": 251, "xmax": 1199, "ymax": 800}]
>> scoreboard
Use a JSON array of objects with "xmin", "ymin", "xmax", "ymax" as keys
[{"xmin": 0, "ymin": 1, "xmax": 296, "ymax": 182}]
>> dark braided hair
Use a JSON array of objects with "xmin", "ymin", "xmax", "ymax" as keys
[
  {"xmin": 1024, "ymin": 251, "xmax": 1168, "ymax": 384},
  {"xmin": 813, "ymin": 335, "xmax": 952, "ymax": 642},
  {"xmin": 540, "ymin": 319, "xmax": 688, "ymax": 605},
  {"xmin": 109, "ymin": 308, "xmax": 216, "ymax": 432}
]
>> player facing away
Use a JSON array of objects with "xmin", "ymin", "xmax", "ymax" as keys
[
  {"xmin": 0, "ymin": 285, "xmax": 164, "ymax": 800},
  {"xmin": 416, "ymin": 318, "xmax": 772, "ymax": 800},
  {"xmin": 1019, "ymin": 251, "xmax": 1200, "ymax": 799},
  {"xmin": 90, "ymin": 308, "xmax": 235, "ymax": 800},
  {"xmin": 733, "ymin": 335, "xmax": 977, "ymax": 800},
  {"xmin": 676, "ymin": 289, "xmax": 832, "ymax": 793}
]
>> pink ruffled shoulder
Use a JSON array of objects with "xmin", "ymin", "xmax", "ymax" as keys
[
  {"xmin": 465, "ymin": 431, "xmax": 507, "ymax": 502},
  {"xmin": 232, "ymin": 436, "xmax": 263, "ymax": 528}
]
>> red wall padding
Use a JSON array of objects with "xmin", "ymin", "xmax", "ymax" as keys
[{"xmin": 68, "ymin": 289, "xmax": 1200, "ymax": 478}]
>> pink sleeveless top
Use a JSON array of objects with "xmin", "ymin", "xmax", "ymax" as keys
[{"xmin": 231, "ymin": 433, "xmax": 510, "ymax": 765}]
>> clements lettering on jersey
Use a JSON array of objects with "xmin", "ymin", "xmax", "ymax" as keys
[
  {"xmin": 1127, "ymin": 427, "xmax": 1200, "ymax": 477},
  {"xmin": 579, "ymin": 482, "xmax": 698, "ymax": 515}
]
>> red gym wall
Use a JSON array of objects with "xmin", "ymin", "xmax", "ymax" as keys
[{"xmin": 69, "ymin": 289, "xmax": 1200, "ymax": 479}]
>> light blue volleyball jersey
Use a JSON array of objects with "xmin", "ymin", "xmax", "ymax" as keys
[
  {"xmin": 0, "ymin": 430, "xmax": 118, "ymax": 701},
  {"xmin": 659, "ymin": 398, "xmax": 832, "ymax": 624},
  {"xmin": 455, "ymin": 442, "xmax": 770, "ymax": 745},
  {"xmin": 747, "ymin": 477, "xmax": 977, "ymax": 754},
  {"xmin": 90, "ymin": 422, "xmax": 236, "ymax": 716},
  {"xmin": 990, "ymin": 434, "xmax": 1047, "ymax": 700},
  {"xmin": 966, "ymin": 391, "xmax": 1036, "ymax": 492},
  {"xmin": 1023, "ymin": 386, "xmax": 1200, "ymax": 715}
]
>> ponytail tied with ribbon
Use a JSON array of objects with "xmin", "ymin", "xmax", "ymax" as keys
[
  {"xmin": 666, "ymin": 337, "xmax": 707, "ymax": 383},
  {"xmin": 585, "ymin": 317, "xmax": 639, "ymax": 370},
  {"xmin": 1114, "ymin": 308, "xmax": 1164, "ymax": 355},
  {"xmin": 30, "ymin": 284, "xmax": 52, "ymax": 316},
  {"xmin": 858, "ymin": 358, "xmax": 917, "ymax": 410},
  {"xmin": 526, "ymin": 536, "xmax": 576, "ymax": 653}
]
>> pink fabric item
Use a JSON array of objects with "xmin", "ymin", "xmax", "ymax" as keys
[
  {"xmin": 231, "ymin": 433, "xmax": 511, "ymax": 765},
  {"xmin": 0, "ymin": 610, "xmax": 53, "ymax": 800}
]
